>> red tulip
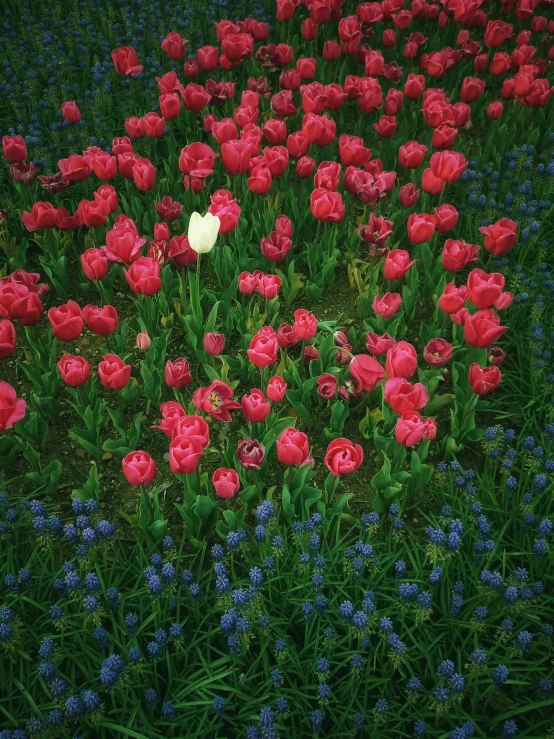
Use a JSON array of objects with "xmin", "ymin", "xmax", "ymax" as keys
[
  {"xmin": 21, "ymin": 202, "xmax": 59, "ymax": 232},
  {"xmin": 172, "ymin": 414, "xmax": 210, "ymax": 449},
  {"xmin": 61, "ymin": 101, "xmax": 82, "ymax": 124},
  {"xmin": 197, "ymin": 45, "xmax": 219, "ymax": 71},
  {"xmin": 212, "ymin": 468, "xmax": 240, "ymax": 498},
  {"xmin": 136, "ymin": 331, "xmax": 150, "ymax": 350},
  {"xmin": 169, "ymin": 435, "xmax": 203, "ymax": 474},
  {"xmin": 349, "ymin": 354, "xmax": 385, "ymax": 392},
  {"xmin": 168, "ymin": 235, "xmax": 196, "ymax": 267},
  {"xmin": 373, "ymin": 292, "xmax": 402, "ymax": 317},
  {"xmin": 207, "ymin": 189, "xmax": 240, "ymax": 234},
  {"xmin": 160, "ymin": 93, "xmax": 181, "ymax": 120},
  {"xmin": 103, "ymin": 217, "xmax": 145, "ymax": 265},
  {"xmin": 423, "ymin": 338, "xmax": 453, "ymax": 365},
  {"xmin": 212, "ymin": 118, "xmax": 239, "ymax": 146},
  {"xmin": 374, "ymin": 115, "xmax": 398, "ymax": 138},
  {"xmin": 193, "ymin": 380, "xmax": 241, "ymax": 422},
  {"xmin": 98, "ymin": 354, "xmax": 131, "ymax": 390},
  {"xmin": 238, "ymin": 271, "xmax": 261, "ymax": 295},
  {"xmin": 339, "ymin": 135, "xmax": 371, "ymax": 167},
  {"xmin": 479, "ymin": 218, "xmax": 518, "ymax": 256},
  {"xmin": 0, "ymin": 381, "xmax": 26, "ymax": 430},
  {"xmin": 47, "ymin": 300, "xmax": 83, "ymax": 341},
  {"xmin": 81, "ymin": 247, "xmax": 108, "ymax": 280},
  {"xmin": 407, "ymin": 213, "xmax": 436, "ymax": 244},
  {"xmin": 434, "ymin": 204, "xmax": 458, "ymax": 233},
  {"xmin": 124, "ymin": 257, "xmax": 161, "ymax": 295},
  {"xmin": 155, "ymin": 196, "xmax": 182, "ymax": 222},
  {"xmin": 468, "ymin": 364, "xmax": 502, "ymax": 395},
  {"xmin": 57, "ymin": 354, "xmax": 90, "ymax": 386},
  {"xmin": 314, "ymin": 161, "xmax": 341, "ymax": 191},
  {"xmin": 460, "ymin": 77, "xmax": 485, "ymax": 103},
  {"xmin": 0, "ymin": 319, "xmax": 17, "ymax": 360},
  {"xmin": 429, "ymin": 150, "xmax": 468, "ymax": 182},
  {"xmin": 466, "ymin": 269, "xmax": 505, "ymax": 309},
  {"xmin": 2, "ymin": 135, "xmax": 27, "ymax": 162},
  {"xmin": 125, "ymin": 117, "xmax": 145, "ymax": 139},
  {"xmin": 494, "ymin": 292, "xmax": 513, "ymax": 311},
  {"xmin": 487, "ymin": 101, "xmax": 504, "ymax": 120},
  {"xmin": 165, "ymin": 358, "xmax": 192, "ymax": 388},
  {"xmin": 293, "ymin": 309, "xmax": 317, "ymax": 340},
  {"xmin": 154, "ymin": 223, "xmax": 169, "ymax": 241},
  {"xmin": 183, "ymin": 58, "xmax": 199, "ymax": 77},
  {"xmin": 442, "ymin": 239, "xmax": 480, "ymax": 271},
  {"xmin": 263, "ymin": 146, "xmax": 289, "ymax": 177},
  {"xmin": 384, "ymin": 250, "xmax": 417, "ymax": 281},
  {"xmin": 277, "ymin": 323, "xmax": 298, "ymax": 348},
  {"xmin": 247, "ymin": 327, "xmax": 279, "ymax": 367},
  {"xmin": 385, "ymin": 377, "xmax": 428, "ymax": 414},
  {"xmin": 222, "ymin": 33, "xmax": 254, "ymax": 62},
  {"xmin": 267, "ymin": 376, "xmax": 287, "ymax": 402},
  {"xmin": 464, "ymin": 309, "xmax": 508, "ymax": 348},
  {"xmin": 317, "ymin": 373, "xmax": 347, "ymax": 401},
  {"xmin": 95, "ymin": 184, "xmax": 118, "ymax": 213},
  {"xmin": 181, "ymin": 83, "xmax": 211, "ymax": 113},
  {"xmin": 489, "ymin": 347, "xmax": 505, "ymax": 366},
  {"xmin": 395, "ymin": 411, "xmax": 437, "ymax": 446},
  {"xmin": 399, "ymin": 183, "xmax": 420, "ymax": 207},
  {"xmin": 287, "ymin": 132, "xmax": 309, "ymax": 159},
  {"xmin": 323, "ymin": 41, "xmax": 341, "ymax": 61},
  {"xmin": 221, "ymin": 139, "xmax": 252, "ymax": 174},
  {"xmin": 296, "ymin": 156, "xmax": 316, "ymax": 178},
  {"xmin": 366, "ymin": 332, "xmax": 395, "ymax": 356},
  {"xmin": 432, "ymin": 125, "xmax": 458, "ymax": 149},
  {"xmin": 302, "ymin": 18, "xmax": 318, "ymax": 40},
  {"xmin": 297, "ymin": 57, "xmax": 317, "ymax": 79},
  {"xmin": 398, "ymin": 140, "xmax": 428, "ymax": 169},
  {"xmin": 57, "ymin": 153, "xmax": 91, "ymax": 182},
  {"xmin": 275, "ymin": 215, "xmax": 293, "ymax": 238},
  {"xmin": 203, "ymin": 332, "xmax": 225, "ymax": 356},
  {"xmin": 404, "ymin": 73, "xmax": 425, "ymax": 100},
  {"xmin": 81, "ymin": 304, "xmax": 118, "ymax": 336},
  {"xmin": 132, "ymin": 158, "xmax": 157, "ymax": 191},
  {"xmin": 421, "ymin": 168, "xmax": 444, "ymax": 195},
  {"xmin": 277, "ymin": 428, "xmax": 310, "ymax": 466},
  {"xmin": 386, "ymin": 341, "xmax": 418, "ymax": 378},
  {"xmin": 236, "ymin": 438, "xmax": 266, "ymax": 469},
  {"xmin": 242, "ymin": 389, "xmax": 271, "ymax": 423},
  {"xmin": 439, "ymin": 283, "xmax": 467, "ymax": 314},
  {"xmin": 384, "ymin": 89, "xmax": 403, "ymax": 116},
  {"xmin": 10, "ymin": 161, "xmax": 36, "ymax": 185},
  {"xmin": 324, "ymin": 438, "xmax": 364, "ymax": 476},
  {"xmin": 111, "ymin": 46, "xmax": 143, "ymax": 75},
  {"xmin": 161, "ymin": 31, "xmax": 187, "ymax": 61},
  {"xmin": 310, "ymin": 189, "xmax": 345, "ymax": 222},
  {"xmin": 484, "ymin": 20, "xmax": 513, "ymax": 47},
  {"xmin": 152, "ymin": 404, "xmax": 186, "ymax": 439},
  {"xmin": 259, "ymin": 274, "xmax": 283, "ymax": 299},
  {"xmin": 178, "ymin": 142, "xmax": 218, "ymax": 175},
  {"xmin": 117, "ymin": 151, "xmax": 139, "ymax": 178}
]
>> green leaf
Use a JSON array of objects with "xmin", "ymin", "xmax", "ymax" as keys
[{"xmin": 371, "ymin": 454, "xmax": 392, "ymax": 491}]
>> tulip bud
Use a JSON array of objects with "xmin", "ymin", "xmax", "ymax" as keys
[
  {"xmin": 203, "ymin": 332, "xmax": 226, "ymax": 356},
  {"xmin": 136, "ymin": 331, "xmax": 151, "ymax": 350},
  {"xmin": 212, "ymin": 468, "xmax": 240, "ymax": 498}
]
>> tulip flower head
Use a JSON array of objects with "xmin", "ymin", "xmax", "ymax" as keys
[{"xmin": 188, "ymin": 211, "xmax": 220, "ymax": 254}]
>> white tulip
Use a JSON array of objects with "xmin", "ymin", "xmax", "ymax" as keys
[{"xmin": 188, "ymin": 211, "xmax": 220, "ymax": 254}]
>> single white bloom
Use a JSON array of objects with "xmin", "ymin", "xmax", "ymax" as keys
[{"xmin": 188, "ymin": 211, "xmax": 220, "ymax": 254}]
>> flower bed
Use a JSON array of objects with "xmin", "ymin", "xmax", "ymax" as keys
[{"xmin": 1, "ymin": 0, "xmax": 554, "ymax": 735}]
